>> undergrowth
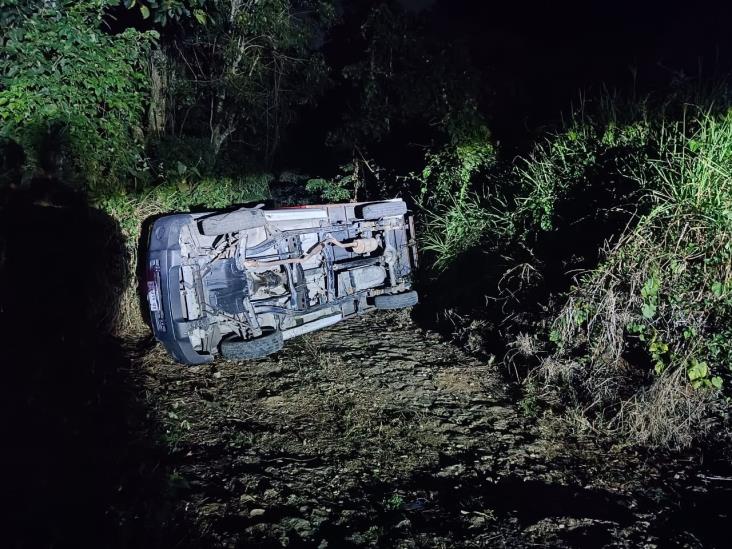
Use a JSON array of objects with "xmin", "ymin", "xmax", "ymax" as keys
[
  {"xmin": 418, "ymin": 93, "xmax": 732, "ymax": 448},
  {"xmin": 541, "ymin": 109, "xmax": 732, "ymax": 446}
]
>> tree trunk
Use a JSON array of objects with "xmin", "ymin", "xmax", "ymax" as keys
[{"xmin": 147, "ymin": 48, "xmax": 168, "ymax": 135}]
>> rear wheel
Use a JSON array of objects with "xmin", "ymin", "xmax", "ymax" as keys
[
  {"xmin": 373, "ymin": 290, "xmax": 419, "ymax": 309},
  {"xmin": 200, "ymin": 209, "xmax": 266, "ymax": 236},
  {"xmin": 360, "ymin": 201, "xmax": 407, "ymax": 219},
  {"xmin": 220, "ymin": 328, "xmax": 284, "ymax": 360}
]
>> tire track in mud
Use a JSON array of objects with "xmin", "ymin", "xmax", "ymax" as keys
[{"xmin": 134, "ymin": 311, "xmax": 730, "ymax": 548}]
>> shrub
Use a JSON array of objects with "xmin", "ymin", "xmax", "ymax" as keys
[
  {"xmin": 0, "ymin": 1, "xmax": 155, "ymax": 191},
  {"xmin": 513, "ymin": 100, "xmax": 652, "ymax": 234},
  {"xmin": 416, "ymin": 138, "xmax": 502, "ymax": 270},
  {"xmin": 415, "ymin": 90, "xmax": 731, "ymax": 448},
  {"xmin": 542, "ymin": 108, "xmax": 732, "ymax": 447},
  {"xmin": 422, "ymin": 192, "xmax": 508, "ymax": 271}
]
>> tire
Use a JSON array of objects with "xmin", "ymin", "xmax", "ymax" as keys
[
  {"xmin": 220, "ymin": 329, "xmax": 284, "ymax": 360},
  {"xmin": 373, "ymin": 290, "xmax": 419, "ymax": 310},
  {"xmin": 360, "ymin": 201, "xmax": 407, "ymax": 219},
  {"xmin": 200, "ymin": 209, "xmax": 266, "ymax": 236}
]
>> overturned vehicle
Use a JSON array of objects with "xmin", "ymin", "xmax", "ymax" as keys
[{"xmin": 146, "ymin": 200, "xmax": 418, "ymax": 364}]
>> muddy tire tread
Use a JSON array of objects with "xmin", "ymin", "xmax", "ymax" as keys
[{"xmin": 220, "ymin": 330, "xmax": 284, "ymax": 360}]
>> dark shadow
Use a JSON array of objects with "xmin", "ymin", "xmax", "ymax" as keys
[{"xmin": 0, "ymin": 139, "xmax": 199, "ymax": 548}]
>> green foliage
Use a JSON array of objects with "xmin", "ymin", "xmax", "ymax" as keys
[
  {"xmin": 305, "ymin": 178, "xmax": 350, "ymax": 201},
  {"xmin": 518, "ymin": 387, "xmax": 540, "ymax": 418},
  {"xmin": 304, "ymin": 161, "xmax": 365, "ymax": 201},
  {"xmin": 686, "ymin": 358, "xmax": 722, "ymax": 389},
  {"xmin": 418, "ymin": 138, "xmax": 495, "ymax": 203},
  {"xmin": 0, "ymin": 1, "xmax": 155, "ymax": 190},
  {"xmin": 101, "ymin": 174, "xmax": 271, "ymax": 242},
  {"xmin": 640, "ymin": 273, "xmax": 660, "ymax": 320},
  {"xmin": 421, "ymin": 192, "xmax": 504, "ymax": 271},
  {"xmin": 514, "ymin": 115, "xmax": 651, "ymax": 233},
  {"xmin": 416, "ymin": 134, "xmax": 500, "ymax": 270},
  {"xmin": 384, "ymin": 494, "xmax": 404, "ymax": 511},
  {"xmin": 542, "ymin": 106, "xmax": 732, "ymax": 445},
  {"xmin": 122, "ymin": 0, "xmax": 208, "ymax": 26}
]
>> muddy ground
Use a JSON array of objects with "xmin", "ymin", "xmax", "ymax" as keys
[{"xmin": 105, "ymin": 310, "xmax": 731, "ymax": 548}]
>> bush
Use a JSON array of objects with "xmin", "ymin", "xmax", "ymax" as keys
[
  {"xmin": 416, "ymin": 138, "xmax": 503, "ymax": 270},
  {"xmin": 422, "ymin": 191, "xmax": 508, "ymax": 271},
  {"xmin": 0, "ymin": 2, "xmax": 155, "ymax": 191},
  {"xmin": 416, "ymin": 91, "xmax": 731, "ymax": 448},
  {"xmin": 513, "ymin": 98, "xmax": 652, "ymax": 234},
  {"xmin": 540, "ymin": 108, "xmax": 732, "ymax": 447}
]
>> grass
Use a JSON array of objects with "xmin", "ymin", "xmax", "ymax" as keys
[
  {"xmin": 98, "ymin": 174, "xmax": 272, "ymax": 337},
  {"xmin": 538, "ymin": 109, "xmax": 732, "ymax": 446},
  {"xmin": 419, "ymin": 94, "xmax": 732, "ymax": 448},
  {"xmin": 421, "ymin": 192, "xmax": 509, "ymax": 271}
]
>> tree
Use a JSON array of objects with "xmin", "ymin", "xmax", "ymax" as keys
[
  {"xmin": 330, "ymin": 3, "xmax": 491, "ymax": 169},
  {"xmin": 163, "ymin": 0, "xmax": 336, "ymax": 167}
]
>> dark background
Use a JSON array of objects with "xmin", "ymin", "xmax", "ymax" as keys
[{"xmin": 279, "ymin": 0, "xmax": 732, "ymax": 173}]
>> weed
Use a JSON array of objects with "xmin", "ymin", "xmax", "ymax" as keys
[
  {"xmin": 421, "ymin": 192, "xmax": 508, "ymax": 271},
  {"xmin": 518, "ymin": 389, "xmax": 540, "ymax": 418},
  {"xmin": 384, "ymin": 493, "xmax": 404, "ymax": 510},
  {"xmin": 540, "ymin": 107, "xmax": 732, "ymax": 446},
  {"xmin": 617, "ymin": 368, "xmax": 718, "ymax": 448}
]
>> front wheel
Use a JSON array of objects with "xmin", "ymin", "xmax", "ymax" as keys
[
  {"xmin": 373, "ymin": 290, "xmax": 419, "ymax": 310},
  {"xmin": 220, "ymin": 329, "xmax": 284, "ymax": 360}
]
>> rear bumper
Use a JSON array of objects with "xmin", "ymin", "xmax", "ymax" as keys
[{"xmin": 147, "ymin": 215, "xmax": 212, "ymax": 365}]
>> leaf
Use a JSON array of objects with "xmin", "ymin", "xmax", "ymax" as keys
[
  {"xmin": 688, "ymin": 139, "xmax": 700, "ymax": 152},
  {"xmin": 193, "ymin": 9, "xmax": 207, "ymax": 25},
  {"xmin": 688, "ymin": 360, "xmax": 709, "ymax": 381},
  {"xmin": 140, "ymin": 5, "xmax": 150, "ymax": 19},
  {"xmin": 711, "ymin": 376, "xmax": 723, "ymax": 389},
  {"xmin": 641, "ymin": 275, "xmax": 659, "ymax": 298},
  {"xmin": 712, "ymin": 281, "xmax": 724, "ymax": 297},
  {"xmin": 641, "ymin": 302, "xmax": 656, "ymax": 319},
  {"xmin": 176, "ymin": 160, "xmax": 187, "ymax": 175}
]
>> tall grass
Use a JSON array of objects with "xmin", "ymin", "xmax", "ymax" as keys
[
  {"xmin": 542, "ymin": 108, "xmax": 732, "ymax": 447},
  {"xmin": 418, "ymin": 92, "xmax": 732, "ymax": 448},
  {"xmin": 421, "ymin": 192, "xmax": 511, "ymax": 271}
]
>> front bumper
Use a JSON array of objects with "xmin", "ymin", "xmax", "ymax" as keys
[{"xmin": 147, "ymin": 214, "xmax": 213, "ymax": 365}]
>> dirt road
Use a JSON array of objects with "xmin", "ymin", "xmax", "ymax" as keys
[{"xmin": 124, "ymin": 311, "xmax": 730, "ymax": 548}]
